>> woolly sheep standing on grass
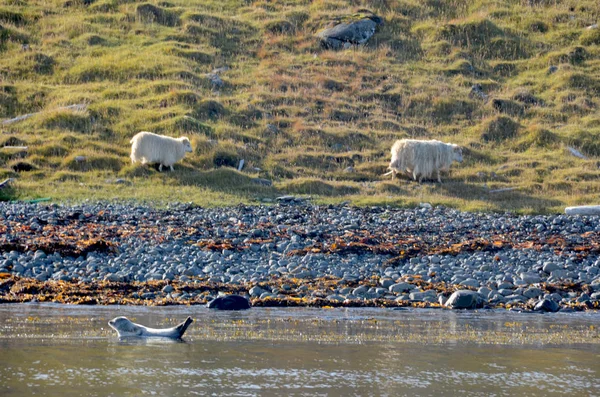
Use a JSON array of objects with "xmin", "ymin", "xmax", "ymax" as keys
[
  {"xmin": 387, "ymin": 139, "xmax": 463, "ymax": 183},
  {"xmin": 130, "ymin": 131, "xmax": 193, "ymax": 172}
]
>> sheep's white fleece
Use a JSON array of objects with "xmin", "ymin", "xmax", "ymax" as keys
[
  {"xmin": 130, "ymin": 131, "xmax": 192, "ymax": 172},
  {"xmin": 388, "ymin": 139, "xmax": 463, "ymax": 183}
]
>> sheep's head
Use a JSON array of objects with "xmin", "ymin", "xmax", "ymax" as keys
[
  {"xmin": 179, "ymin": 137, "xmax": 193, "ymax": 153},
  {"xmin": 452, "ymin": 145, "xmax": 463, "ymax": 163}
]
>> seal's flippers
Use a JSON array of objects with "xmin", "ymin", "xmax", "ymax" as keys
[{"xmin": 176, "ymin": 316, "xmax": 193, "ymax": 338}]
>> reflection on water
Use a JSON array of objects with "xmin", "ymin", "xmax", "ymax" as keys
[{"xmin": 0, "ymin": 304, "xmax": 599, "ymax": 396}]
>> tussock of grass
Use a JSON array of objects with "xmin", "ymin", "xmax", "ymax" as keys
[
  {"xmin": 63, "ymin": 154, "xmax": 124, "ymax": 172},
  {"xmin": 481, "ymin": 116, "xmax": 521, "ymax": 142}
]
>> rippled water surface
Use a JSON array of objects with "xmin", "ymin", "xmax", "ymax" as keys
[{"xmin": 1, "ymin": 304, "xmax": 599, "ymax": 396}]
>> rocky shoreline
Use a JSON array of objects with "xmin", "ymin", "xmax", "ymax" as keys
[{"xmin": 1, "ymin": 201, "xmax": 599, "ymax": 311}]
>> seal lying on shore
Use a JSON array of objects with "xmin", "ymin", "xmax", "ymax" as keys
[
  {"xmin": 108, "ymin": 316, "xmax": 193, "ymax": 338},
  {"xmin": 207, "ymin": 294, "xmax": 251, "ymax": 310}
]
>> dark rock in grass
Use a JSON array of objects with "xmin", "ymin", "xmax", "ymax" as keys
[
  {"xmin": 492, "ymin": 99, "xmax": 525, "ymax": 117},
  {"xmin": 11, "ymin": 162, "xmax": 35, "ymax": 172},
  {"xmin": 207, "ymin": 294, "xmax": 251, "ymax": 310},
  {"xmin": 317, "ymin": 11, "xmax": 383, "ymax": 50},
  {"xmin": 469, "ymin": 84, "xmax": 488, "ymax": 100},
  {"xmin": 533, "ymin": 298, "xmax": 559, "ymax": 312},
  {"xmin": 444, "ymin": 290, "xmax": 482, "ymax": 309}
]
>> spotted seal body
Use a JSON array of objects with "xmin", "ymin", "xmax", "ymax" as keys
[{"xmin": 108, "ymin": 316, "xmax": 193, "ymax": 338}]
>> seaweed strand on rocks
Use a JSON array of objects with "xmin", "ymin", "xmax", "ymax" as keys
[{"xmin": 1, "ymin": 202, "xmax": 600, "ymax": 312}]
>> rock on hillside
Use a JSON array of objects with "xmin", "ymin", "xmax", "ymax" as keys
[{"xmin": 317, "ymin": 11, "xmax": 383, "ymax": 50}]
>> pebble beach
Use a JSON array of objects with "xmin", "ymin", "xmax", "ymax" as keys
[{"xmin": 1, "ymin": 200, "xmax": 599, "ymax": 311}]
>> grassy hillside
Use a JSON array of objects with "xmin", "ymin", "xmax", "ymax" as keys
[{"xmin": 0, "ymin": 0, "xmax": 599, "ymax": 212}]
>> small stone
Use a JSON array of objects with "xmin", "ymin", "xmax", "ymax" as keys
[
  {"xmin": 523, "ymin": 287, "xmax": 543, "ymax": 299},
  {"xmin": 249, "ymin": 286, "xmax": 265, "ymax": 298},
  {"xmin": 162, "ymin": 285, "xmax": 174, "ymax": 294},
  {"xmin": 459, "ymin": 278, "xmax": 480, "ymax": 288},
  {"xmin": 379, "ymin": 278, "xmax": 394, "ymax": 288},
  {"xmin": 542, "ymin": 262, "xmax": 560, "ymax": 273},
  {"xmin": 520, "ymin": 272, "xmax": 541, "ymax": 284}
]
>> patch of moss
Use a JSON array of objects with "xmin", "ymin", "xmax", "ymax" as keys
[
  {"xmin": 0, "ymin": 8, "xmax": 26, "ymax": 26},
  {"xmin": 264, "ymin": 19, "xmax": 295, "ymax": 35},
  {"xmin": 192, "ymin": 100, "xmax": 226, "ymax": 121},
  {"xmin": 212, "ymin": 149, "xmax": 238, "ymax": 168},
  {"xmin": 63, "ymin": 154, "xmax": 123, "ymax": 172},
  {"xmin": 41, "ymin": 110, "xmax": 92, "ymax": 133},
  {"xmin": 438, "ymin": 19, "xmax": 528, "ymax": 59},
  {"xmin": 481, "ymin": 116, "xmax": 520, "ymax": 142},
  {"xmin": 32, "ymin": 144, "xmax": 69, "ymax": 157},
  {"xmin": 580, "ymin": 27, "xmax": 600, "ymax": 46},
  {"xmin": 514, "ymin": 126, "xmax": 560, "ymax": 151},
  {"xmin": 136, "ymin": 3, "xmax": 180, "ymax": 27},
  {"xmin": 567, "ymin": 130, "xmax": 600, "ymax": 157},
  {"xmin": 0, "ymin": 84, "xmax": 18, "ymax": 117},
  {"xmin": 53, "ymin": 171, "xmax": 83, "ymax": 182},
  {"xmin": 492, "ymin": 99, "xmax": 525, "ymax": 117}
]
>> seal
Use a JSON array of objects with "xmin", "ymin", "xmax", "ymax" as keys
[
  {"xmin": 108, "ymin": 316, "xmax": 193, "ymax": 338},
  {"xmin": 207, "ymin": 294, "xmax": 251, "ymax": 310}
]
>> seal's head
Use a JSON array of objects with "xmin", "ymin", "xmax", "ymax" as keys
[{"xmin": 108, "ymin": 316, "xmax": 143, "ymax": 337}]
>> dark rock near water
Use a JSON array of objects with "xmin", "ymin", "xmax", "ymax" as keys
[
  {"xmin": 534, "ymin": 298, "xmax": 559, "ymax": 313},
  {"xmin": 444, "ymin": 290, "xmax": 481, "ymax": 309},
  {"xmin": 207, "ymin": 294, "xmax": 251, "ymax": 310}
]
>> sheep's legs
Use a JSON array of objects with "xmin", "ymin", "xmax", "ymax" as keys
[
  {"xmin": 169, "ymin": 165, "xmax": 174, "ymax": 172},
  {"xmin": 158, "ymin": 164, "xmax": 163, "ymax": 172},
  {"xmin": 436, "ymin": 170, "xmax": 442, "ymax": 183}
]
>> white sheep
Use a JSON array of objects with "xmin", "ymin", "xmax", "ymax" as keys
[
  {"xmin": 387, "ymin": 139, "xmax": 463, "ymax": 183},
  {"xmin": 130, "ymin": 131, "xmax": 192, "ymax": 172}
]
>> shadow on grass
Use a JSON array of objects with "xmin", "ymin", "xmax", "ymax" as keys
[
  {"xmin": 437, "ymin": 180, "xmax": 563, "ymax": 213},
  {"xmin": 157, "ymin": 166, "xmax": 280, "ymax": 199}
]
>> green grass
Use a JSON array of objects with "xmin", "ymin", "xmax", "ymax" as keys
[{"xmin": 0, "ymin": 0, "xmax": 599, "ymax": 212}]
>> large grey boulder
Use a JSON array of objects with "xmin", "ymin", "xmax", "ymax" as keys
[
  {"xmin": 317, "ymin": 11, "xmax": 383, "ymax": 50},
  {"xmin": 444, "ymin": 290, "xmax": 481, "ymax": 309}
]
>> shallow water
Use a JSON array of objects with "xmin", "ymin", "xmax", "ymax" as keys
[{"xmin": 0, "ymin": 304, "xmax": 599, "ymax": 396}]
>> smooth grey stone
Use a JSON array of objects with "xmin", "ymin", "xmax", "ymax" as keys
[
  {"xmin": 326, "ymin": 294, "xmax": 345, "ymax": 302},
  {"xmin": 444, "ymin": 290, "xmax": 480, "ymax": 309},
  {"xmin": 389, "ymin": 282, "xmax": 411, "ymax": 294},
  {"xmin": 352, "ymin": 285, "xmax": 369, "ymax": 295},
  {"xmin": 379, "ymin": 278, "xmax": 394, "ymax": 288},
  {"xmin": 520, "ymin": 272, "xmax": 541, "ymax": 284},
  {"xmin": 103, "ymin": 274, "xmax": 122, "ymax": 282},
  {"xmin": 542, "ymin": 262, "xmax": 560, "ymax": 273},
  {"xmin": 478, "ymin": 287, "xmax": 492, "ymax": 298},
  {"xmin": 523, "ymin": 287, "xmax": 543, "ymax": 299},
  {"xmin": 576, "ymin": 293, "xmax": 590, "ymax": 303},
  {"xmin": 317, "ymin": 14, "xmax": 383, "ymax": 50},
  {"xmin": 259, "ymin": 292, "xmax": 275, "ymax": 299},
  {"xmin": 409, "ymin": 290, "xmax": 436, "ymax": 302},
  {"xmin": 162, "ymin": 285, "xmax": 174, "ymax": 294},
  {"xmin": 459, "ymin": 278, "xmax": 480, "ymax": 288},
  {"xmin": 249, "ymin": 286, "xmax": 265, "ymax": 297}
]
